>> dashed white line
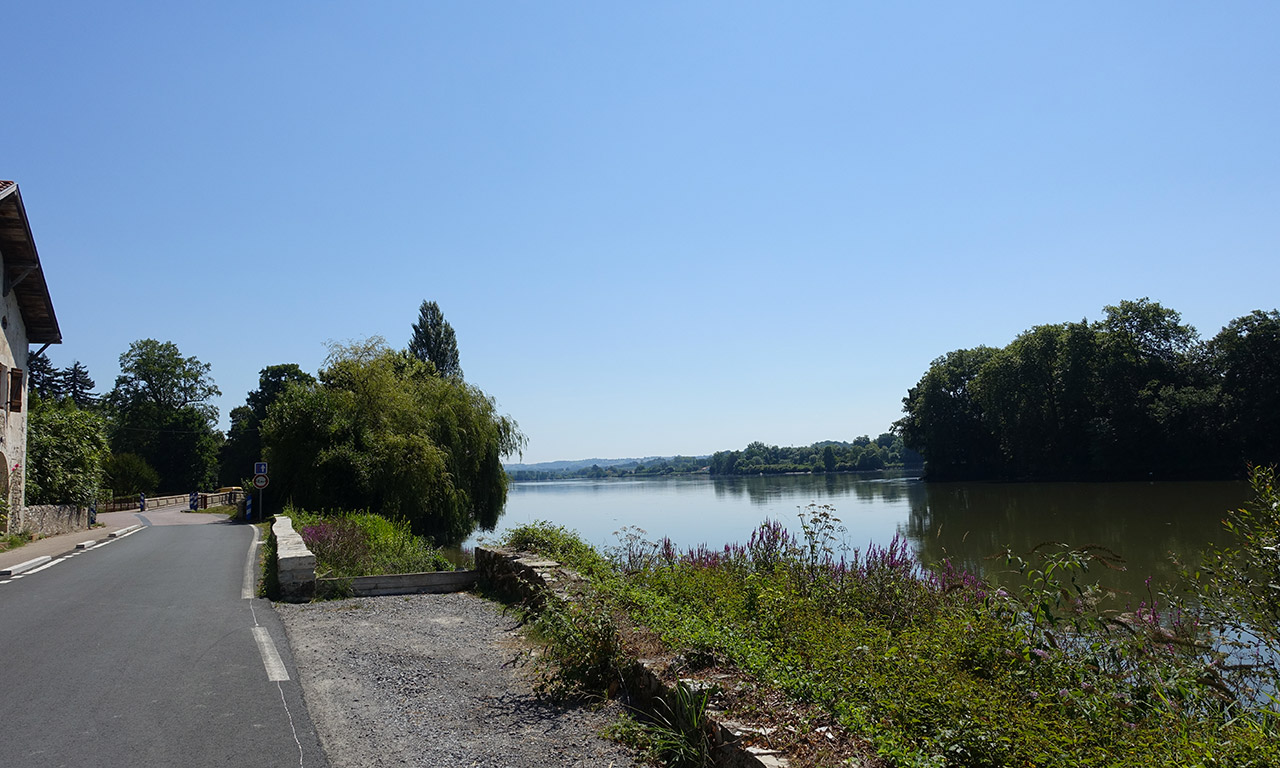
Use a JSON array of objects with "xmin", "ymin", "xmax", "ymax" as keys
[{"xmin": 252, "ymin": 626, "xmax": 290, "ymax": 682}]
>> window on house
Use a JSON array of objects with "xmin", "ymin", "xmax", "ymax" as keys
[
  {"xmin": 0, "ymin": 364, "xmax": 8, "ymax": 433},
  {"xmin": 8, "ymin": 368, "xmax": 22, "ymax": 413}
]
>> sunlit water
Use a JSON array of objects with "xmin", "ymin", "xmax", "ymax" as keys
[{"xmin": 474, "ymin": 472, "xmax": 1250, "ymax": 602}]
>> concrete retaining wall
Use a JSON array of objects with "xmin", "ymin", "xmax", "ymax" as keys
[
  {"xmin": 273, "ymin": 516, "xmax": 316, "ymax": 602},
  {"xmin": 474, "ymin": 546, "xmax": 790, "ymax": 768},
  {"xmin": 17, "ymin": 504, "xmax": 88, "ymax": 537},
  {"xmin": 318, "ymin": 570, "xmax": 478, "ymax": 598},
  {"xmin": 272, "ymin": 515, "xmax": 475, "ymax": 601}
]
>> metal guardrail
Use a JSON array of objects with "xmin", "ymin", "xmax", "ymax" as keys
[{"xmin": 97, "ymin": 490, "xmax": 246, "ymax": 513}]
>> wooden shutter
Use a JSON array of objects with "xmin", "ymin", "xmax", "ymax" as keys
[{"xmin": 8, "ymin": 368, "xmax": 22, "ymax": 412}]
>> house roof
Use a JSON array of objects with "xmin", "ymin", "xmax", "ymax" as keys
[{"xmin": 0, "ymin": 181, "xmax": 62, "ymax": 345}]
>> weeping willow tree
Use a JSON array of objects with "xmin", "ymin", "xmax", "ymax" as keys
[{"xmin": 262, "ymin": 338, "xmax": 524, "ymax": 546}]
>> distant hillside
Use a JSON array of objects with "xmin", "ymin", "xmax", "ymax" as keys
[{"xmin": 504, "ymin": 456, "xmax": 705, "ymax": 473}]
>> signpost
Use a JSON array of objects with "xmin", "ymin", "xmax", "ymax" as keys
[{"xmin": 253, "ymin": 462, "xmax": 268, "ymax": 523}]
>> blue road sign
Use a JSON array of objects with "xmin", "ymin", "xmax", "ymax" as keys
[{"xmin": 254, "ymin": 461, "xmax": 268, "ymax": 475}]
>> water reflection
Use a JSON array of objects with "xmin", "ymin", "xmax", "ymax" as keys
[
  {"xmin": 490, "ymin": 473, "xmax": 1248, "ymax": 602},
  {"xmin": 710, "ymin": 470, "xmax": 920, "ymax": 505},
  {"xmin": 905, "ymin": 480, "xmax": 1248, "ymax": 601}
]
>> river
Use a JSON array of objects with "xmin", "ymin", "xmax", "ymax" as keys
[{"xmin": 481, "ymin": 472, "xmax": 1250, "ymax": 602}]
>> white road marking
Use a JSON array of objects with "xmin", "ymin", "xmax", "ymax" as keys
[
  {"xmin": 25, "ymin": 558, "xmax": 67, "ymax": 575},
  {"xmin": 242, "ymin": 526, "xmax": 260, "ymax": 600},
  {"xmin": 253, "ymin": 626, "xmax": 290, "ymax": 682},
  {"xmin": 0, "ymin": 527, "xmax": 145, "ymax": 587}
]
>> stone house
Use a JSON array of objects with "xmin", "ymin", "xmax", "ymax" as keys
[{"xmin": 0, "ymin": 180, "xmax": 63, "ymax": 527}]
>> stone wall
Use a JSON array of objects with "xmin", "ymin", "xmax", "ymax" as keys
[
  {"xmin": 17, "ymin": 504, "xmax": 88, "ymax": 537},
  {"xmin": 273, "ymin": 516, "xmax": 316, "ymax": 602}
]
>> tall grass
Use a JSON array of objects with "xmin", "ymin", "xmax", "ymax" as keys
[
  {"xmin": 290, "ymin": 508, "xmax": 454, "ymax": 578},
  {"xmin": 505, "ymin": 503, "xmax": 1280, "ymax": 767}
]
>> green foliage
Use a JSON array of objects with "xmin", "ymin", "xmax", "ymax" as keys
[
  {"xmin": 513, "ymin": 507, "xmax": 1279, "ymax": 767},
  {"xmin": 1210, "ymin": 311, "xmax": 1280, "ymax": 466},
  {"xmin": 510, "ymin": 455, "xmax": 709, "ymax": 481},
  {"xmin": 109, "ymin": 339, "xmax": 219, "ymax": 417},
  {"xmin": 59, "ymin": 361, "xmax": 98, "ymax": 408},
  {"xmin": 707, "ymin": 435, "xmax": 921, "ymax": 477},
  {"xmin": 263, "ymin": 338, "xmax": 523, "ymax": 546},
  {"xmin": 1182, "ymin": 465, "xmax": 1280, "ymax": 702},
  {"xmin": 527, "ymin": 591, "xmax": 625, "ymax": 701},
  {"xmin": 644, "ymin": 682, "xmax": 714, "ymax": 768},
  {"xmin": 219, "ymin": 364, "xmax": 315, "ymax": 488},
  {"xmin": 111, "ymin": 402, "xmax": 221, "ymax": 492},
  {"xmin": 408, "ymin": 299, "xmax": 462, "ymax": 379},
  {"xmin": 259, "ymin": 521, "xmax": 279, "ymax": 599},
  {"xmin": 289, "ymin": 508, "xmax": 454, "ymax": 578},
  {"xmin": 502, "ymin": 520, "xmax": 609, "ymax": 573},
  {"xmin": 108, "ymin": 339, "xmax": 221, "ymax": 491},
  {"xmin": 103, "ymin": 452, "xmax": 159, "ymax": 496},
  {"xmin": 26, "ymin": 395, "xmax": 110, "ymax": 505},
  {"xmin": 898, "ymin": 300, "xmax": 1280, "ymax": 480},
  {"xmin": 1, "ymin": 530, "xmax": 33, "ymax": 553},
  {"xmin": 27, "ymin": 351, "xmax": 62, "ymax": 400}
]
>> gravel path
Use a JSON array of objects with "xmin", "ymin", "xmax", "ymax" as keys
[{"xmin": 275, "ymin": 592, "xmax": 638, "ymax": 768}]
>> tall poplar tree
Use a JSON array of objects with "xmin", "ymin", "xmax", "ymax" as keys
[{"xmin": 408, "ymin": 300, "xmax": 462, "ymax": 379}]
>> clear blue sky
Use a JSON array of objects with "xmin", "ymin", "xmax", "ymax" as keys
[{"xmin": 6, "ymin": 3, "xmax": 1279, "ymax": 464}]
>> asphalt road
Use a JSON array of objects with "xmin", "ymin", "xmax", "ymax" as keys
[{"xmin": 0, "ymin": 506, "xmax": 328, "ymax": 768}]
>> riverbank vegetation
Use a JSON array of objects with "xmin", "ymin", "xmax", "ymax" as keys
[
  {"xmin": 502, "ymin": 468, "xmax": 1280, "ymax": 767},
  {"xmin": 507, "ymin": 436, "xmax": 924, "ymax": 481},
  {"xmin": 709, "ymin": 435, "xmax": 923, "ymax": 476},
  {"xmin": 898, "ymin": 299, "xmax": 1280, "ymax": 481},
  {"xmin": 508, "ymin": 455, "xmax": 708, "ymax": 481},
  {"xmin": 289, "ymin": 508, "xmax": 456, "ymax": 578}
]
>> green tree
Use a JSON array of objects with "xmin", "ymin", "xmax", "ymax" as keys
[
  {"xmin": 896, "ymin": 346, "xmax": 1001, "ymax": 479},
  {"xmin": 108, "ymin": 339, "xmax": 221, "ymax": 491},
  {"xmin": 408, "ymin": 300, "xmax": 462, "ymax": 379},
  {"xmin": 103, "ymin": 453, "xmax": 160, "ymax": 496},
  {"xmin": 262, "ymin": 338, "xmax": 523, "ymax": 545},
  {"xmin": 219, "ymin": 364, "xmax": 316, "ymax": 486},
  {"xmin": 109, "ymin": 339, "xmax": 220, "ymax": 418},
  {"xmin": 59, "ymin": 361, "xmax": 98, "ymax": 408},
  {"xmin": 27, "ymin": 351, "xmax": 62, "ymax": 400},
  {"xmin": 26, "ymin": 396, "xmax": 110, "ymax": 505},
  {"xmin": 821, "ymin": 445, "xmax": 836, "ymax": 473},
  {"xmin": 1209, "ymin": 310, "xmax": 1280, "ymax": 467}
]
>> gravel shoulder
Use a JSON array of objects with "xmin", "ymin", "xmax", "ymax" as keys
[{"xmin": 275, "ymin": 592, "xmax": 638, "ymax": 768}]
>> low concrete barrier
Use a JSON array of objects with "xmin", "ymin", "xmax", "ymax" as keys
[
  {"xmin": 272, "ymin": 515, "xmax": 476, "ymax": 601},
  {"xmin": 318, "ymin": 570, "xmax": 477, "ymax": 598},
  {"xmin": 273, "ymin": 516, "xmax": 316, "ymax": 602},
  {"xmin": 1, "ymin": 556, "xmax": 52, "ymax": 576}
]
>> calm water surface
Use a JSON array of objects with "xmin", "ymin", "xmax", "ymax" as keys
[{"xmin": 481, "ymin": 472, "xmax": 1250, "ymax": 600}]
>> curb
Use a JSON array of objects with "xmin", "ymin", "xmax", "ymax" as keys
[
  {"xmin": 1, "ymin": 556, "xmax": 53, "ymax": 577},
  {"xmin": 109, "ymin": 524, "xmax": 143, "ymax": 538}
]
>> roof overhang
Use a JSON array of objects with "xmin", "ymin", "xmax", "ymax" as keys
[{"xmin": 0, "ymin": 181, "xmax": 62, "ymax": 345}]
